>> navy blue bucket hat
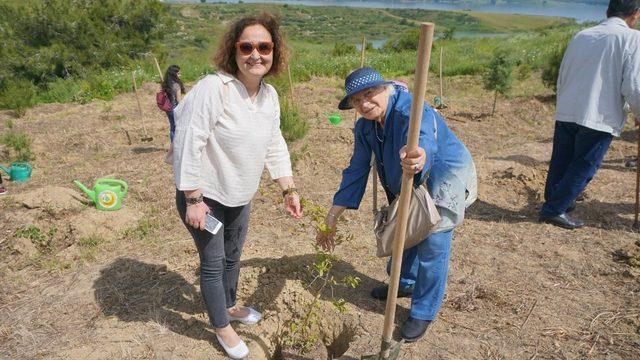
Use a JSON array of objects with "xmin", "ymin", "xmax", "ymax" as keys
[{"xmin": 338, "ymin": 67, "xmax": 393, "ymax": 110}]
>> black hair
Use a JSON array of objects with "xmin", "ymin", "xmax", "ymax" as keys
[
  {"xmin": 162, "ymin": 65, "xmax": 185, "ymax": 94},
  {"xmin": 607, "ymin": 0, "xmax": 640, "ymax": 18}
]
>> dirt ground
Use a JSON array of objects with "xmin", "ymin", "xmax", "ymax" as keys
[{"xmin": 0, "ymin": 73, "xmax": 639, "ymax": 360}]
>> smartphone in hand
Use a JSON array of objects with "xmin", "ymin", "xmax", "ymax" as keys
[{"xmin": 204, "ymin": 213, "xmax": 222, "ymax": 235}]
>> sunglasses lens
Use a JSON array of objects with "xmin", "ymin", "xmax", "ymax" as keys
[
  {"xmin": 238, "ymin": 42, "xmax": 253, "ymax": 55},
  {"xmin": 257, "ymin": 42, "xmax": 273, "ymax": 55}
]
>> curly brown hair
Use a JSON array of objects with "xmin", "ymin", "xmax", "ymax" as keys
[{"xmin": 214, "ymin": 13, "xmax": 287, "ymax": 77}]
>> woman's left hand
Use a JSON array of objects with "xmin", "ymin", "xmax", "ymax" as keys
[
  {"xmin": 399, "ymin": 146, "xmax": 426, "ymax": 173},
  {"xmin": 284, "ymin": 193, "xmax": 302, "ymax": 219}
]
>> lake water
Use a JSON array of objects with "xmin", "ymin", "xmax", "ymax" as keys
[{"xmin": 197, "ymin": 0, "xmax": 608, "ymax": 22}]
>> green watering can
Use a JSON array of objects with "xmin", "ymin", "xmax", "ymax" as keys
[
  {"xmin": 74, "ymin": 178, "xmax": 128, "ymax": 211},
  {"xmin": 0, "ymin": 162, "xmax": 32, "ymax": 182}
]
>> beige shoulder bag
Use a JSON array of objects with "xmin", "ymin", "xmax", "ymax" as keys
[{"xmin": 372, "ymin": 111, "xmax": 441, "ymax": 258}]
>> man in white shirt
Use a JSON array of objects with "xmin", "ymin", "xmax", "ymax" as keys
[{"xmin": 540, "ymin": 0, "xmax": 640, "ymax": 229}]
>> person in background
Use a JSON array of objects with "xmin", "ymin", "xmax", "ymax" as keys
[
  {"xmin": 539, "ymin": 0, "xmax": 640, "ymax": 229},
  {"xmin": 316, "ymin": 67, "xmax": 477, "ymax": 343},
  {"xmin": 171, "ymin": 13, "xmax": 302, "ymax": 359},
  {"xmin": 162, "ymin": 65, "xmax": 185, "ymax": 142}
]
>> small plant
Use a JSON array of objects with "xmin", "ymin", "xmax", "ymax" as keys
[
  {"xmin": 280, "ymin": 244, "xmax": 361, "ymax": 355},
  {"xmin": 280, "ymin": 200, "xmax": 359, "ymax": 355},
  {"xmin": 123, "ymin": 216, "xmax": 154, "ymax": 242},
  {"xmin": 14, "ymin": 225, "xmax": 56, "ymax": 251},
  {"xmin": 1, "ymin": 120, "xmax": 35, "ymax": 162},
  {"xmin": 483, "ymin": 49, "xmax": 516, "ymax": 116},
  {"xmin": 79, "ymin": 235, "xmax": 101, "ymax": 248}
]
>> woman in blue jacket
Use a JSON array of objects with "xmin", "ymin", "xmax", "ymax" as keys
[{"xmin": 316, "ymin": 67, "xmax": 477, "ymax": 341}]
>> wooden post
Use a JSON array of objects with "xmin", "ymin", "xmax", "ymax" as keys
[
  {"xmin": 439, "ymin": 47, "xmax": 443, "ymax": 99},
  {"xmin": 287, "ymin": 63, "xmax": 295, "ymax": 106},
  {"xmin": 132, "ymin": 71, "xmax": 151, "ymax": 141},
  {"xmin": 380, "ymin": 22, "xmax": 434, "ymax": 358},
  {"xmin": 153, "ymin": 56, "xmax": 164, "ymax": 83}
]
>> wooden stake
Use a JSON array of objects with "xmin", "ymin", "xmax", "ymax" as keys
[
  {"xmin": 287, "ymin": 63, "xmax": 295, "ymax": 106},
  {"xmin": 153, "ymin": 56, "xmax": 164, "ymax": 83},
  {"xmin": 380, "ymin": 22, "xmax": 434, "ymax": 358},
  {"xmin": 439, "ymin": 47, "xmax": 443, "ymax": 99},
  {"xmin": 132, "ymin": 72, "xmax": 152, "ymax": 141}
]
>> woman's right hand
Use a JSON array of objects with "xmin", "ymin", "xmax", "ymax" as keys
[{"xmin": 186, "ymin": 201, "xmax": 209, "ymax": 230}]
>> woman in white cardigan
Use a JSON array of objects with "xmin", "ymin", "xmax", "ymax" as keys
[{"xmin": 172, "ymin": 14, "xmax": 302, "ymax": 359}]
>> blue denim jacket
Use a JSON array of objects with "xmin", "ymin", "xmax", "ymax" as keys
[{"xmin": 333, "ymin": 90, "xmax": 477, "ymax": 231}]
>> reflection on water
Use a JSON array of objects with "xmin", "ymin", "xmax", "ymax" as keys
[{"xmin": 215, "ymin": 0, "xmax": 607, "ymax": 22}]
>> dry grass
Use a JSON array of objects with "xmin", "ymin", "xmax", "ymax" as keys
[{"xmin": 0, "ymin": 73, "xmax": 639, "ymax": 359}]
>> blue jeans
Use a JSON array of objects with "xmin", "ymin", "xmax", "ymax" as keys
[
  {"xmin": 167, "ymin": 110, "xmax": 176, "ymax": 142},
  {"xmin": 541, "ymin": 121, "xmax": 612, "ymax": 217},
  {"xmin": 387, "ymin": 230, "xmax": 453, "ymax": 321}
]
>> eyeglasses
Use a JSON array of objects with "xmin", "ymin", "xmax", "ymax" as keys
[
  {"xmin": 349, "ymin": 86, "xmax": 385, "ymax": 108},
  {"xmin": 235, "ymin": 41, "xmax": 274, "ymax": 56}
]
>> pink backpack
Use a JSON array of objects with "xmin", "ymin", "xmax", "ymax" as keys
[{"xmin": 156, "ymin": 90, "xmax": 173, "ymax": 112}]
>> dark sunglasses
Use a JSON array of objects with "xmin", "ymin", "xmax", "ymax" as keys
[{"xmin": 235, "ymin": 41, "xmax": 274, "ymax": 56}]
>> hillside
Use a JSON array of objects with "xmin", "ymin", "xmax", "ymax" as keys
[{"xmin": 1, "ymin": 70, "xmax": 638, "ymax": 358}]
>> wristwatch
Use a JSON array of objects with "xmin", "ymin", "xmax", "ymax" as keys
[
  {"xmin": 185, "ymin": 193, "xmax": 203, "ymax": 206},
  {"xmin": 282, "ymin": 187, "xmax": 299, "ymax": 198}
]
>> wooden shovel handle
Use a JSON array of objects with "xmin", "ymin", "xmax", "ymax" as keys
[{"xmin": 381, "ymin": 22, "xmax": 435, "ymax": 356}]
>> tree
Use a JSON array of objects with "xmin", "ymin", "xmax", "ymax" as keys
[
  {"xmin": 483, "ymin": 49, "xmax": 516, "ymax": 116},
  {"xmin": 441, "ymin": 26, "xmax": 456, "ymax": 40}
]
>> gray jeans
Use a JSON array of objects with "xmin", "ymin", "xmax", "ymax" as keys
[{"xmin": 176, "ymin": 190, "xmax": 251, "ymax": 328}]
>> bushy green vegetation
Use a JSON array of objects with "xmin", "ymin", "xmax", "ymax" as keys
[
  {"xmin": 542, "ymin": 34, "xmax": 573, "ymax": 93},
  {"xmin": 0, "ymin": 1, "xmax": 584, "ymax": 136},
  {"xmin": 1, "ymin": 120, "xmax": 35, "ymax": 162},
  {"xmin": 0, "ymin": 0, "xmax": 174, "ymax": 112}
]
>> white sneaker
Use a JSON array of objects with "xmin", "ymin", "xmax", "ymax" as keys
[
  {"xmin": 215, "ymin": 334, "xmax": 249, "ymax": 359},
  {"xmin": 228, "ymin": 307, "xmax": 262, "ymax": 325}
]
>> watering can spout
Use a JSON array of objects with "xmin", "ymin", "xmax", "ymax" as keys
[
  {"xmin": 73, "ymin": 180, "xmax": 95, "ymax": 201},
  {"xmin": 0, "ymin": 165, "xmax": 9, "ymax": 175}
]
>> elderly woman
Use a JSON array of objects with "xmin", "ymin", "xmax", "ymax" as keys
[
  {"xmin": 172, "ymin": 14, "xmax": 302, "ymax": 359},
  {"xmin": 316, "ymin": 67, "xmax": 476, "ymax": 342}
]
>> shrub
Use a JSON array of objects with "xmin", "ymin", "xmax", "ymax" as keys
[
  {"xmin": 0, "ymin": 79, "xmax": 37, "ymax": 117},
  {"xmin": 483, "ymin": 49, "xmax": 516, "ymax": 116},
  {"xmin": 280, "ymin": 98, "xmax": 309, "ymax": 143},
  {"xmin": 1, "ymin": 120, "xmax": 35, "ymax": 162},
  {"xmin": 331, "ymin": 42, "xmax": 356, "ymax": 56},
  {"xmin": 516, "ymin": 63, "xmax": 532, "ymax": 81},
  {"xmin": 541, "ymin": 36, "xmax": 571, "ymax": 94}
]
